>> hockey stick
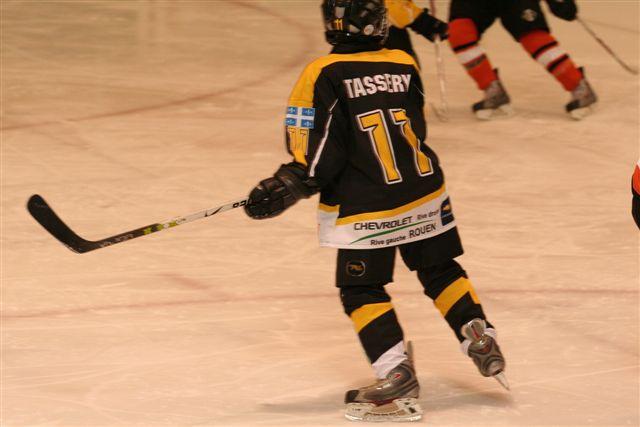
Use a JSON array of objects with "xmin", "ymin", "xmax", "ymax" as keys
[
  {"xmin": 428, "ymin": 0, "xmax": 449, "ymax": 121},
  {"xmin": 430, "ymin": 37, "xmax": 450, "ymax": 121},
  {"xmin": 27, "ymin": 194, "xmax": 248, "ymax": 254},
  {"xmin": 577, "ymin": 17, "xmax": 638, "ymax": 75}
]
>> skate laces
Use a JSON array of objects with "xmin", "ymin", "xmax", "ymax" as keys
[
  {"xmin": 482, "ymin": 80, "xmax": 509, "ymax": 108},
  {"xmin": 572, "ymin": 79, "xmax": 589, "ymax": 100},
  {"xmin": 460, "ymin": 319, "xmax": 497, "ymax": 356}
]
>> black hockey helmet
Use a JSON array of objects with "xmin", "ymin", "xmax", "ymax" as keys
[{"xmin": 321, "ymin": 0, "xmax": 388, "ymax": 46}]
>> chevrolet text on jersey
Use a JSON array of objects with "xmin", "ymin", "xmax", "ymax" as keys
[
  {"xmin": 343, "ymin": 73, "xmax": 412, "ymax": 99},
  {"xmin": 353, "ymin": 216, "xmax": 413, "ymax": 231}
]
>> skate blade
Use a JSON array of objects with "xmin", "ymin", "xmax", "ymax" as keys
[
  {"xmin": 345, "ymin": 398, "xmax": 422, "ymax": 422},
  {"xmin": 475, "ymin": 104, "xmax": 514, "ymax": 121},
  {"xmin": 568, "ymin": 106, "xmax": 593, "ymax": 121},
  {"xmin": 494, "ymin": 372, "xmax": 510, "ymax": 391}
]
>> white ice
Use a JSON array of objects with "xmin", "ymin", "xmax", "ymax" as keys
[{"xmin": 1, "ymin": 1, "xmax": 638, "ymax": 426}]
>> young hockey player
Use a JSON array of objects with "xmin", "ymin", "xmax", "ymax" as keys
[
  {"xmin": 244, "ymin": 0, "xmax": 508, "ymax": 422},
  {"xmin": 384, "ymin": 0, "xmax": 448, "ymax": 62},
  {"xmin": 632, "ymin": 161, "xmax": 640, "ymax": 228},
  {"xmin": 447, "ymin": 0, "xmax": 597, "ymax": 120}
]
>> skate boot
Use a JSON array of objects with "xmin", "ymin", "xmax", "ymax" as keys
[
  {"xmin": 566, "ymin": 68, "xmax": 597, "ymax": 120},
  {"xmin": 472, "ymin": 72, "xmax": 514, "ymax": 120},
  {"xmin": 461, "ymin": 318, "xmax": 510, "ymax": 391},
  {"xmin": 344, "ymin": 342, "xmax": 422, "ymax": 422}
]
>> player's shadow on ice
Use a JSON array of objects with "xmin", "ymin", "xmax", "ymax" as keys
[
  {"xmin": 258, "ymin": 377, "xmax": 513, "ymax": 416},
  {"xmin": 259, "ymin": 391, "xmax": 346, "ymax": 415},
  {"xmin": 419, "ymin": 375, "xmax": 515, "ymax": 412}
]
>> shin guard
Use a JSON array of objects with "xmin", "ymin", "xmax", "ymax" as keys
[
  {"xmin": 449, "ymin": 18, "xmax": 497, "ymax": 90},
  {"xmin": 340, "ymin": 285, "xmax": 406, "ymax": 378},
  {"xmin": 417, "ymin": 260, "xmax": 491, "ymax": 342},
  {"xmin": 520, "ymin": 30, "xmax": 582, "ymax": 91}
]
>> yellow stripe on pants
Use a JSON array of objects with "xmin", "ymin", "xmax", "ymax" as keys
[
  {"xmin": 434, "ymin": 277, "xmax": 480, "ymax": 317},
  {"xmin": 350, "ymin": 302, "xmax": 394, "ymax": 333}
]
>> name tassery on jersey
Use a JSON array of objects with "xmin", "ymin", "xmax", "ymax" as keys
[
  {"xmin": 285, "ymin": 48, "xmax": 456, "ymax": 249},
  {"xmin": 343, "ymin": 73, "xmax": 412, "ymax": 98}
]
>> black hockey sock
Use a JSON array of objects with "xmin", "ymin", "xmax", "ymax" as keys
[
  {"xmin": 340, "ymin": 285, "xmax": 405, "ymax": 368},
  {"xmin": 417, "ymin": 260, "xmax": 492, "ymax": 342}
]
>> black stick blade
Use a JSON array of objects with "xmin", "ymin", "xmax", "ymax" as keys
[
  {"xmin": 27, "ymin": 194, "xmax": 94, "ymax": 253},
  {"xmin": 26, "ymin": 194, "xmax": 246, "ymax": 254}
]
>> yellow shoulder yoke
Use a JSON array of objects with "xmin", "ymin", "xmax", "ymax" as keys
[{"xmin": 288, "ymin": 49, "xmax": 419, "ymax": 107}]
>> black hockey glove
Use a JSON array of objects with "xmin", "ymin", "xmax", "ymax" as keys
[
  {"xmin": 546, "ymin": 0, "xmax": 578, "ymax": 21},
  {"xmin": 245, "ymin": 162, "xmax": 319, "ymax": 220},
  {"xmin": 409, "ymin": 9, "xmax": 448, "ymax": 42}
]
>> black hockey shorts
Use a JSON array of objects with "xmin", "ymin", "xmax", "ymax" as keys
[
  {"xmin": 449, "ymin": 0, "xmax": 550, "ymax": 41},
  {"xmin": 335, "ymin": 227, "xmax": 464, "ymax": 287}
]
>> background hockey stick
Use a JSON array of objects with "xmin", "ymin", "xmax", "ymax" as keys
[
  {"xmin": 27, "ymin": 194, "xmax": 248, "ymax": 254},
  {"xmin": 428, "ymin": 0, "xmax": 449, "ymax": 121},
  {"xmin": 578, "ymin": 17, "xmax": 638, "ymax": 75}
]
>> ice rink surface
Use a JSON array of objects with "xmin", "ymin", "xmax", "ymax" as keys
[{"xmin": 1, "ymin": 1, "xmax": 638, "ymax": 426}]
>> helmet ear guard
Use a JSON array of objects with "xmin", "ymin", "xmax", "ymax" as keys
[{"xmin": 322, "ymin": 0, "xmax": 389, "ymax": 46}]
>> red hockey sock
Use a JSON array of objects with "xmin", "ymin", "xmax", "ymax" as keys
[
  {"xmin": 449, "ymin": 18, "xmax": 497, "ymax": 90},
  {"xmin": 519, "ymin": 30, "xmax": 582, "ymax": 91},
  {"xmin": 633, "ymin": 163, "xmax": 640, "ymax": 196}
]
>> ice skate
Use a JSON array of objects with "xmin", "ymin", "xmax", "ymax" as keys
[
  {"xmin": 345, "ymin": 342, "xmax": 422, "ymax": 422},
  {"xmin": 461, "ymin": 318, "xmax": 510, "ymax": 391},
  {"xmin": 472, "ymin": 74, "xmax": 514, "ymax": 120},
  {"xmin": 566, "ymin": 68, "xmax": 597, "ymax": 120}
]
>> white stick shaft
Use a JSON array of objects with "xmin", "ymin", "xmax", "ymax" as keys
[
  {"xmin": 433, "ymin": 37, "xmax": 449, "ymax": 114},
  {"xmin": 160, "ymin": 198, "xmax": 248, "ymax": 229},
  {"xmin": 428, "ymin": 0, "xmax": 449, "ymax": 119}
]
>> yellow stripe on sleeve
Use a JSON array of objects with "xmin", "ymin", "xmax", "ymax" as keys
[
  {"xmin": 286, "ymin": 127, "xmax": 309, "ymax": 166},
  {"xmin": 433, "ymin": 277, "xmax": 480, "ymax": 317},
  {"xmin": 318, "ymin": 202, "xmax": 340, "ymax": 213},
  {"xmin": 387, "ymin": 0, "xmax": 424, "ymax": 29},
  {"xmin": 350, "ymin": 302, "xmax": 394, "ymax": 333}
]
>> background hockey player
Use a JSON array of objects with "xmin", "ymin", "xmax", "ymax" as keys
[
  {"xmin": 244, "ymin": 0, "xmax": 507, "ymax": 421},
  {"xmin": 447, "ymin": 0, "xmax": 597, "ymax": 119},
  {"xmin": 384, "ymin": 0, "xmax": 448, "ymax": 63}
]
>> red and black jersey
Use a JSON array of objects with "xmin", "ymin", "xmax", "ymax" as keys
[{"xmin": 284, "ymin": 47, "xmax": 456, "ymax": 249}]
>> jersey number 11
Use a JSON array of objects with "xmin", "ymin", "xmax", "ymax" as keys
[{"xmin": 357, "ymin": 108, "xmax": 433, "ymax": 184}]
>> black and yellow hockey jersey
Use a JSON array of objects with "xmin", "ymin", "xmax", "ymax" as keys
[
  {"xmin": 387, "ymin": 0, "xmax": 425, "ymax": 28},
  {"xmin": 284, "ymin": 46, "xmax": 456, "ymax": 249},
  {"xmin": 385, "ymin": 0, "xmax": 434, "ymax": 60}
]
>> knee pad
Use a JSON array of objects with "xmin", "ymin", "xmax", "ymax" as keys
[
  {"xmin": 417, "ymin": 260, "xmax": 467, "ymax": 300},
  {"xmin": 339, "ymin": 284, "xmax": 390, "ymax": 316},
  {"xmin": 340, "ymin": 284, "xmax": 405, "ymax": 368},
  {"xmin": 448, "ymin": 18, "xmax": 496, "ymax": 89},
  {"xmin": 448, "ymin": 18, "xmax": 479, "ymax": 51}
]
